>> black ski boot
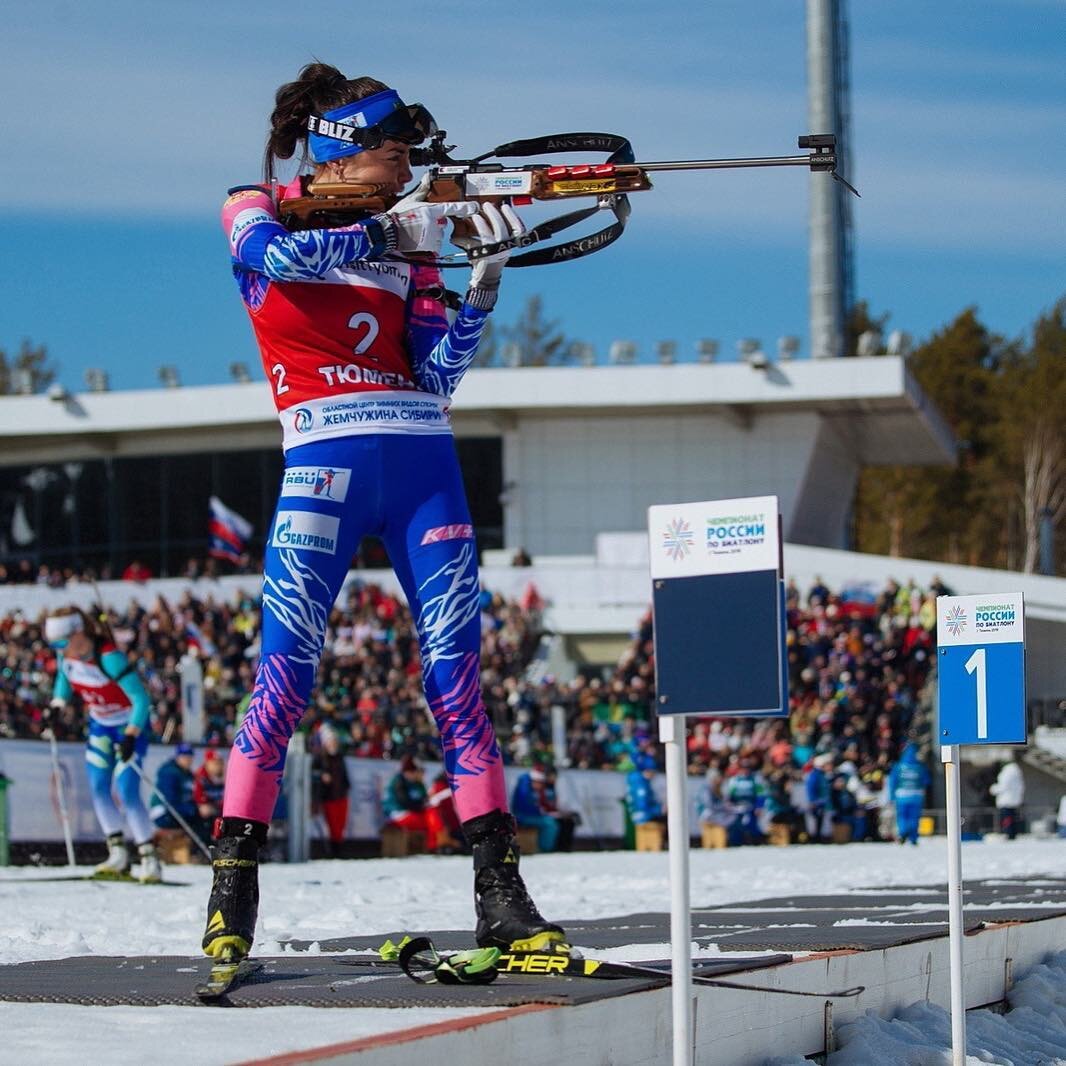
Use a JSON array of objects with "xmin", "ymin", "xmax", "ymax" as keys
[
  {"xmin": 202, "ymin": 818, "xmax": 267, "ymax": 960},
  {"xmin": 465, "ymin": 810, "xmax": 566, "ymax": 951}
]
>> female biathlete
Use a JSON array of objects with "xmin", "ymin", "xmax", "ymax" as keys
[
  {"xmin": 203, "ymin": 63, "xmax": 563, "ymax": 962},
  {"xmin": 46, "ymin": 610, "xmax": 161, "ymax": 882}
]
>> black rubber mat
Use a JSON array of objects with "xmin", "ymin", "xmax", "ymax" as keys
[
  {"xmin": 0, "ymin": 953, "xmax": 789, "ymax": 1009},
  {"xmin": 4, "ymin": 877, "xmax": 1063, "ymax": 1007}
]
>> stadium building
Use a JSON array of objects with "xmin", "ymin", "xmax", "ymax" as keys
[{"xmin": 0, "ymin": 354, "xmax": 949, "ymax": 572}]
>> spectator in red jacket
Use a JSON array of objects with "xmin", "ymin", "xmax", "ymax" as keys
[
  {"xmin": 312, "ymin": 725, "xmax": 351, "ymax": 857},
  {"xmin": 194, "ymin": 750, "xmax": 227, "ymax": 823}
]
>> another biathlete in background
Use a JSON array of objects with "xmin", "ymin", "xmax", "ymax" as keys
[
  {"xmin": 45, "ymin": 610, "xmax": 162, "ymax": 882},
  {"xmin": 203, "ymin": 63, "xmax": 563, "ymax": 964}
]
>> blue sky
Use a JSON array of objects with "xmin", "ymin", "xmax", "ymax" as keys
[{"xmin": 2, "ymin": 1, "xmax": 1064, "ymax": 390}]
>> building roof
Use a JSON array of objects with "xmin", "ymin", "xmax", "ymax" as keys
[{"xmin": 0, "ymin": 355, "xmax": 953, "ymax": 467}]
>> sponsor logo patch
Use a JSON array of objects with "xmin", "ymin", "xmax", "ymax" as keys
[
  {"xmin": 293, "ymin": 407, "xmax": 314, "ymax": 434},
  {"xmin": 271, "ymin": 510, "xmax": 340, "ymax": 555},
  {"xmin": 282, "ymin": 467, "xmax": 351, "ymax": 503},
  {"xmin": 421, "ymin": 524, "xmax": 474, "ymax": 545}
]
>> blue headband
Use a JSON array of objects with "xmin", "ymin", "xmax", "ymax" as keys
[{"xmin": 307, "ymin": 89, "xmax": 403, "ymax": 163}]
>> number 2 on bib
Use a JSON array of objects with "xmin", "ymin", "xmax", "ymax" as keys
[
  {"xmin": 348, "ymin": 312, "xmax": 380, "ymax": 358},
  {"xmin": 271, "ymin": 363, "xmax": 289, "ymax": 396}
]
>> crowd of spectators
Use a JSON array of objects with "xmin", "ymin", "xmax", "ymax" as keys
[
  {"xmin": 0, "ymin": 577, "xmax": 544, "ymax": 758},
  {"xmin": 1, "ymin": 567, "xmax": 941, "ymax": 838},
  {"xmin": 0, "ymin": 554, "xmax": 262, "ymax": 587}
]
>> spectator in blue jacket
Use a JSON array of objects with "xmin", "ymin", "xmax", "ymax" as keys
[
  {"xmin": 888, "ymin": 743, "xmax": 929, "ymax": 845},
  {"xmin": 627, "ymin": 752, "xmax": 664, "ymax": 825},
  {"xmin": 723, "ymin": 758, "xmax": 767, "ymax": 845},
  {"xmin": 803, "ymin": 753, "xmax": 834, "ymax": 843},
  {"xmin": 150, "ymin": 742, "xmax": 205, "ymax": 840},
  {"xmin": 512, "ymin": 763, "xmax": 561, "ymax": 853}
]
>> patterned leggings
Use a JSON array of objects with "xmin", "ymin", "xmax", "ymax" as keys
[{"xmin": 222, "ymin": 433, "xmax": 506, "ymax": 826}]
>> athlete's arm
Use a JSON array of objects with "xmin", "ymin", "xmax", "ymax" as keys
[
  {"xmin": 105, "ymin": 650, "xmax": 151, "ymax": 734},
  {"xmin": 51, "ymin": 655, "xmax": 72, "ymax": 704},
  {"xmin": 405, "ymin": 265, "xmax": 492, "ymax": 398},
  {"xmin": 222, "ymin": 188, "xmax": 393, "ymax": 282}
]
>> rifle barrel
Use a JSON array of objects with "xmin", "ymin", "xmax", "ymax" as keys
[{"xmin": 634, "ymin": 154, "xmax": 814, "ymax": 172}]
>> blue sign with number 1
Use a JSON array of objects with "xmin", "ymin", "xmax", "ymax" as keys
[{"xmin": 938, "ymin": 642, "xmax": 1026, "ymax": 745}]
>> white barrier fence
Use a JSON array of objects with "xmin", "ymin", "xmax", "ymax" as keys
[{"xmin": 0, "ymin": 739, "xmax": 693, "ymax": 845}]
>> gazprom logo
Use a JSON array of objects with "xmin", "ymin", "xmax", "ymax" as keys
[
  {"xmin": 293, "ymin": 408, "xmax": 314, "ymax": 434},
  {"xmin": 271, "ymin": 510, "xmax": 340, "ymax": 555}
]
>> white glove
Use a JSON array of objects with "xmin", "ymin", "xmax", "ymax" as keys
[
  {"xmin": 459, "ymin": 202, "xmax": 528, "ymax": 292},
  {"xmin": 379, "ymin": 175, "xmax": 479, "ymax": 256}
]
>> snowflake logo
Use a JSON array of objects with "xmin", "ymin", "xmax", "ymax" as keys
[
  {"xmin": 662, "ymin": 518, "xmax": 694, "ymax": 561},
  {"xmin": 945, "ymin": 604, "xmax": 966, "ymax": 637}
]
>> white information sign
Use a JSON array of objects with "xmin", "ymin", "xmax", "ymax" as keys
[{"xmin": 648, "ymin": 494, "xmax": 779, "ymax": 579}]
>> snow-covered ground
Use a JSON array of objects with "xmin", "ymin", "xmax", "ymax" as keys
[
  {"xmin": 770, "ymin": 953, "xmax": 1066, "ymax": 1066},
  {"xmin": 1, "ymin": 836, "xmax": 1064, "ymax": 1065}
]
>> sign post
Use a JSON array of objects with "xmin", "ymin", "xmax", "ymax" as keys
[
  {"xmin": 936, "ymin": 592, "xmax": 1026, "ymax": 1066},
  {"xmin": 649, "ymin": 496, "xmax": 787, "ymax": 1066}
]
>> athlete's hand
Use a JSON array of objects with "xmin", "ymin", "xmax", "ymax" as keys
[
  {"xmin": 119, "ymin": 730, "xmax": 138, "ymax": 763},
  {"xmin": 379, "ymin": 176, "xmax": 479, "ymax": 257},
  {"xmin": 455, "ymin": 202, "xmax": 527, "ymax": 292}
]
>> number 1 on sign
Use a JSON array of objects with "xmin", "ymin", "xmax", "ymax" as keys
[{"xmin": 964, "ymin": 648, "xmax": 988, "ymax": 740}]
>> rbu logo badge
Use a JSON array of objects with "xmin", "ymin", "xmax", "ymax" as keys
[
  {"xmin": 282, "ymin": 466, "xmax": 351, "ymax": 503},
  {"xmin": 271, "ymin": 511, "xmax": 340, "ymax": 555}
]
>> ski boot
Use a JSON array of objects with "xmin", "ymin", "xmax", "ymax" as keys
[
  {"xmin": 137, "ymin": 841, "xmax": 163, "ymax": 884},
  {"xmin": 202, "ymin": 818, "xmax": 267, "ymax": 961},
  {"xmin": 465, "ymin": 810, "xmax": 566, "ymax": 952},
  {"xmin": 94, "ymin": 832, "xmax": 131, "ymax": 878}
]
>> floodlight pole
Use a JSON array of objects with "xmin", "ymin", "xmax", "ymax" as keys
[
  {"xmin": 942, "ymin": 743, "xmax": 967, "ymax": 1066},
  {"xmin": 660, "ymin": 712, "xmax": 694, "ymax": 1066}
]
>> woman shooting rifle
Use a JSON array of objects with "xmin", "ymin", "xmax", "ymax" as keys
[{"xmin": 204, "ymin": 62, "xmax": 562, "ymax": 965}]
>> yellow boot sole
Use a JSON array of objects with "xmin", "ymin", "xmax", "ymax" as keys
[
  {"xmin": 204, "ymin": 935, "xmax": 250, "ymax": 960},
  {"xmin": 509, "ymin": 931, "xmax": 568, "ymax": 953}
]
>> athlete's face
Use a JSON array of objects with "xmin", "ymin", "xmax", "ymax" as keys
[{"xmin": 320, "ymin": 140, "xmax": 413, "ymax": 195}]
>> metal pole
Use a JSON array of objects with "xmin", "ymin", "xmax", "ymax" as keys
[
  {"xmin": 942, "ymin": 744, "xmax": 967, "ymax": 1066},
  {"xmin": 807, "ymin": 0, "xmax": 846, "ymax": 358},
  {"xmin": 0, "ymin": 774, "xmax": 10, "ymax": 867},
  {"xmin": 660, "ymin": 713, "xmax": 694, "ymax": 1066},
  {"xmin": 286, "ymin": 733, "xmax": 311, "ymax": 863},
  {"xmin": 48, "ymin": 733, "xmax": 77, "ymax": 867}
]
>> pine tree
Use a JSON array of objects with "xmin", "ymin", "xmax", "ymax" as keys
[
  {"xmin": 501, "ymin": 296, "xmax": 567, "ymax": 367},
  {"xmin": 853, "ymin": 309, "xmax": 1006, "ymax": 564},
  {"xmin": 0, "ymin": 340, "xmax": 57, "ymax": 395},
  {"xmin": 998, "ymin": 299, "xmax": 1066, "ymax": 572}
]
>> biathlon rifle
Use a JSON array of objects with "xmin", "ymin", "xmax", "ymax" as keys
[{"xmin": 278, "ymin": 130, "xmax": 858, "ymax": 268}]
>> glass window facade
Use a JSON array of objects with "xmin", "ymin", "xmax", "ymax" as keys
[{"xmin": 0, "ymin": 438, "xmax": 502, "ymax": 577}]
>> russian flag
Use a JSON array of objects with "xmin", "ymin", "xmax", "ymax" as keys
[
  {"xmin": 185, "ymin": 618, "xmax": 218, "ymax": 657},
  {"xmin": 208, "ymin": 495, "xmax": 253, "ymax": 565}
]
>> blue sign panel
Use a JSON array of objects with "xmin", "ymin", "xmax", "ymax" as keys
[
  {"xmin": 936, "ymin": 593, "xmax": 1026, "ymax": 747},
  {"xmin": 652, "ymin": 569, "xmax": 786, "ymax": 717},
  {"xmin": 938, "ymin": 643, "xmax": 1026, "ymax": 745}
]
